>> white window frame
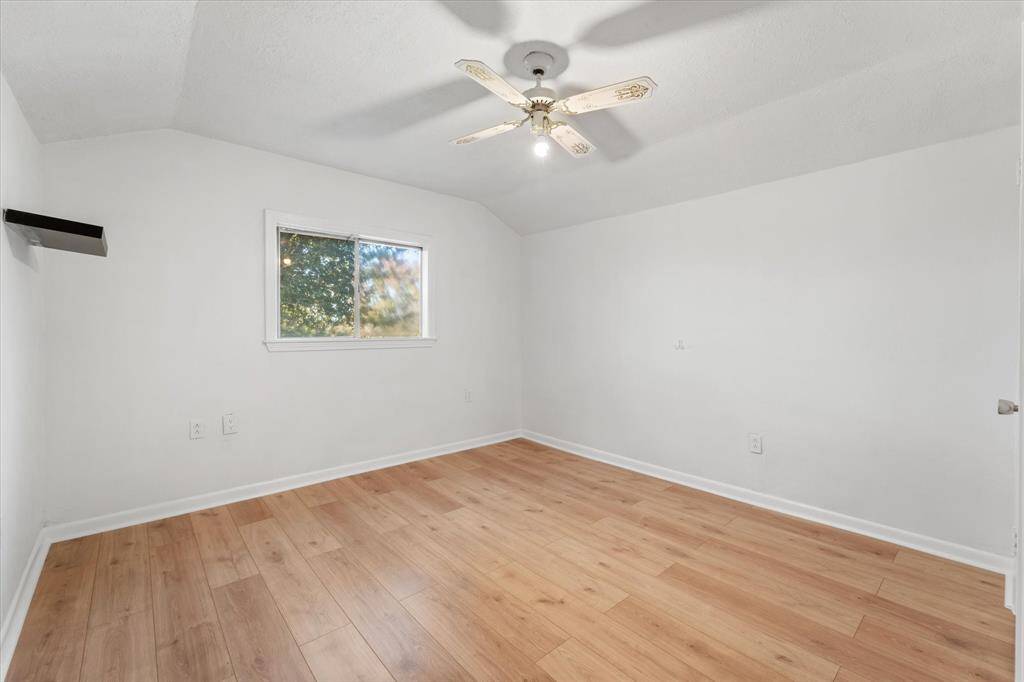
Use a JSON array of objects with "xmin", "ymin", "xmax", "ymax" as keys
[{"xmin": 264, "ymin": 210, "xmax": 436, "ymax": 351}]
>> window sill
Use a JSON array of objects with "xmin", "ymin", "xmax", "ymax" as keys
[{"xmin": 264, "ymin": 337, "xmax": 437, "ymax": 352}]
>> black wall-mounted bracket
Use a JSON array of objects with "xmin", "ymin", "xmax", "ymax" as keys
[{"xmin": 2, "ymin": 208, "xmax": 107, "ymax": 257}]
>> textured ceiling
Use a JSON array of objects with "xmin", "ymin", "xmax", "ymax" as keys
[{"xmin": 1, "ymin": 1, "xmax": 1020, "ymax": 233}]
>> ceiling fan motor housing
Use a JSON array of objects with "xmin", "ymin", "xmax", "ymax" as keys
[
  {"xmin": 524, "ymin": 85, "xmax": 557, "ymax": 108},
  {"xmin": 529, "ymin": 110, "xmax": 549, "ymax": 135},
  {"xmin": 523, "ymin": 51, "xmax": 557, "ymax": 114}
]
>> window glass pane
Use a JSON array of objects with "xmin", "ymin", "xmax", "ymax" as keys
[
  {"xmin": 359, "ymin": 241, "xmax": 422, "ymax": 338},
  {"xmin": 279, "ymin": 230, "xmax": 355, "ymax": 337}
]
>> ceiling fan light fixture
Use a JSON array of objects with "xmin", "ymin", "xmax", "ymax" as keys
[{"xmin": 533, "ymin": 137, "xmax": 551, "ymax": 158}]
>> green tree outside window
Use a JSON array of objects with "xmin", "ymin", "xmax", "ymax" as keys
[{"xmin": 278, "ymin": 230, "xmax": 421, "ymax": 338}]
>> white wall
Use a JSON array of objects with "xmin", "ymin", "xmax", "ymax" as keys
[
  {"xmin": 40, "ymin": 129, "xmax": 521, "ymax": 524},
  {"xmin": 0, "ymin": 74, "xmax": 47, "ymax": 633},
  {"xmin": 523, "ymin": 127, "xmax": 1020, "ymax": 556},
  {"xmin": 11, "ymin": 104, "xmax": 1020, "ymax": 564}
]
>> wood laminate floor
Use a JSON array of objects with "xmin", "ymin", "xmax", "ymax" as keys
[{"xmin": 7, "ymin": 439, "xmax": 1014, "ymax": 681}]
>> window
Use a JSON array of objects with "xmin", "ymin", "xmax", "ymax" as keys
[{"xmin": 264, "ymin": 211, "xmax": 434, "ymax": 351}]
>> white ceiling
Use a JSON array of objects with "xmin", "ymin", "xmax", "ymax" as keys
[{"xmin": 1, "ymin": 1, "xmax": 1020, "ymax": 234}]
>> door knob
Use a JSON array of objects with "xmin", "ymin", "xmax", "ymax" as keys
[{"xmin": 998, "ymin": 399, "xmax": 1019, "ymax": 415}]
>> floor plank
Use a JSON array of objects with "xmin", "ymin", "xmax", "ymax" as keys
[
  {"xmin": 386, "ymin": 523, "xmax": 568, "ymax": 662},
  {"xmin": 854, "ymin": 614, "xmax": 1011, "ymax": 681},
  {"xmin": 402, "ymin": 587, "xmax": 555, "ymax": 681},
  {"xmin": 149, "ymin": 535, "xmax": 234, "ymax": 681},
  {"xmin": 325, "ymin": 477, "xmax": 411, "ymax": 533},
  {"xmin": 893, "ymin": 547, "xmax": 1004, "ymax": 594},
  {"xmin": 261, "ymin": 491, "xmax": 341, "ymax": 558},
  {"xmin": 148, "ymin": 514, "xmax": 196, "ymax": 547},
  {"xmin": 713, "ymin": 517, "xmax": 884, "ymax": 593},
  {"xmin": 81, "ymin": 609, "xmax": 159, "ymax": 682},
  {"xmin": 391, "ymin": 480, "xmax": 462, "ymax": 515},
  {"xmin": 605, "ymin": 596, "xmax": 791, "ymax": 681},
  {"xmin": 227, "ymin": 498, "xmax": 273, "ymax": 527},
  {"xmin": 876, "ymin": 577, "xmax": 1013, "ymax": 642},
  {"xmin": 698, "ymin": 534, "xmax": 1014, "ymax": 674},
  {"xmin": 660, "ymin": 562, "xmax": 938, "ymax": 681},
  {"xmin": 294, "ymin": 482, "xmax": 339, "ymax": 508},
  {"xmin": 238, "ymin": 518, "xmax": 348, "ymax": 644},
  {"xmin": 430, "ymin": 476, "xmax": 568, "ymax": 546},
  {"xmin": 89, "ymin": 525, "xmax": 151, "ymax": 628},
  {"xmin": 489, "ymin": 561, "xmax": 710, "ymax": 680},
  {"xmin": 378, "ymin": 486, "xmax": 510, "ymax": 574},
  {"xmin": 536, "ymin": 638, "xmax": 631, "ymax": 681},
  {"xmin": 465, "ymin": 459, "xmax": 609, "ymax": 525},
  {"xmin": 42, "ymin": 534, "xmax": 102, "ymax": 570},
  {"xmin": 300, "ymin": 625, "xmax": 395, "ymax": 682},
  {"xmin": 213, "ymin": 574, "xmax": 315, "ymax": 681},
  {"xmin": 528, "ymin": 522, "xmax": 840, "ymax": 681},
  {"xmin": 434, "ymin": 449, "xmax": 486, "ymax": 470},
  {"xmin": 191, "ymin": 505, "xmax": 259, "ymax": 589},
  {"xmin": 313, "ymin": 500, "xmax": 431, "ymax": 600},
  {"xmin": 309, "ymin": 547, "xmax": 473, "ymax": 681},
  {"xmin": 7, "ymin": 536, "xmax": 99, "ymax": 681},
  {"xmin": 350, "ymin": 469, "xmax": 402, "ymax": 496},
  {"xmin": 863, "ymin": 607, "xmax": 1013, "ymax": 674},
  {"xmin": 446, "ymin": 506, "xmax": 629, "ymax": 611},
  {"xmin": 619, "ymin": 534, "xmax": 864, "ymax": 635}
]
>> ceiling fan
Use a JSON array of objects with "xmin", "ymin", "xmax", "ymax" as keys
[{"xmin": 449, "ymin": 50, "xmax": 656, "ymax": 159}]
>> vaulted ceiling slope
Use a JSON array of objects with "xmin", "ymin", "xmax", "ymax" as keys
[{"xmin": 1, "ymin": 1, "xmax": 1020, "ymax": 234}]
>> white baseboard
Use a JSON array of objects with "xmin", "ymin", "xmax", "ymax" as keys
[
  {"xmin": 0, "ymin": 428, "xmax": 519, "ymax": 679},
  {"xmin": 521, "ymin": 430, "xmax": 1016, "ymax": 580},
  {"xmin": 44, "ymin": 429, "xmax": 520, "ymax": 543},
  {"xmin": 0, "ymin": 532, "xmax": 49, "ymax": 679}
]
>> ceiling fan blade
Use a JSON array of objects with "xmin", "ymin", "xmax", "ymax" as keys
[
  {"xmin": 450, "ymin": 118, "xmax": 526, "ymax": 145},
  {"xmin": 549, "ymin": 123, "xmax": 596, "ymax": 158},
  {"xmin": 553, "ymin": 77, "xmax": 657, "ymax": 115},
  {"xmin": 454, "ymin": 59, "xmax": 531, "ymax": 108}
]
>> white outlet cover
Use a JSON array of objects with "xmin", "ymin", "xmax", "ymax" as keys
[
  {"xmin": 189, "ymin": 419, "xmax": 205, "ymax": 440},
  {"xmin": 748, "ymin": 433, "xmax": 763, "ymax": 454},
  {"xmin": 222, "ymin": 413, "xmax": 238, "ymax": 435}
]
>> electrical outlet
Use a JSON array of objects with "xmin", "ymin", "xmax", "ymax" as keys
[
  {"xmin": 464, "ymin": 390, "xmax": 473, "ymax": 403},
  {"xmin": 748, "ymin": 433, "xmax": 763, "ymax": 455},
  {"xmin": 189, "ymin": 420, "xmax": 205, "ymax": 440},
  {"xmin": 222, "ymin": 413, "xmax": 238, "ymax": 435}
]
